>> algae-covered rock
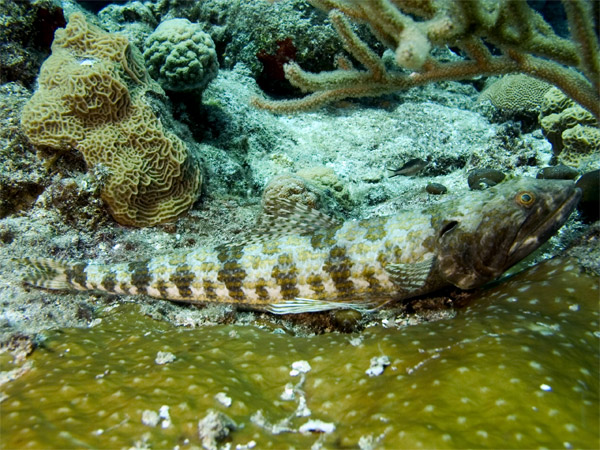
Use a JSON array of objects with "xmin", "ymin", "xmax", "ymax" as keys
[
  {"xmin": 0, "ymin": 83, "xmax": 46, "ymax": 219},
  {"xmin": 262, "ymin": 168, "xmax": 350, "ymax": 219},
  {"xmin": 296, "ymin": 166, "xmax": 352, "ymax": 210},
  {"xmin": 1, "ymin": 258, "xmax": 597, "ymax": 449},
  {"xmin": 262, "ymin": 172, "xmax": 320, "ymax": 210},
  {"xmin": 0, "ymin": 0, "xmax": 65, "ymax": 88}
]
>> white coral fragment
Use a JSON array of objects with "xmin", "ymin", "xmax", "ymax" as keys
[
  {"xmin": 299, "ymin": 419, "xmax": 336, "ymax": 434},
  {"xmin": 366, "ymin": 356, "xmax": 390, "ymax": 377}
]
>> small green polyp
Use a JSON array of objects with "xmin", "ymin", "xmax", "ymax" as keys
[{"xmin": 1, "ymin": 258, "xmax": 598, "ymax": 449}]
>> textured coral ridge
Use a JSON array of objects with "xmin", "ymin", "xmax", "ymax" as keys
[
  {"xmin": 20, "ymin": 13, "xmax": 202, "ymax": 227},
  {"xmin": 1, "ymin": 258, "xmax": 598, "ymax": 449}
]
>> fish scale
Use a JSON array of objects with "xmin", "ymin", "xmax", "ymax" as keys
[
  {"xmin": 17, "ymin": 178, "xmax": 582, "ymax": 314},
  {"xmin": 73, "ymin": 211, "xmax": 434, "ymax": 307}
]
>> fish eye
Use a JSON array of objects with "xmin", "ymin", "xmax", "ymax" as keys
[{"xmin": 515, "ymin": 191, "xmax": 535, "ymax": 207}]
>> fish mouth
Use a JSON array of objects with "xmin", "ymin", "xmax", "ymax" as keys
[{"xmin": 506, "ymin": 187, "xmax": 581, "ymax": 266}]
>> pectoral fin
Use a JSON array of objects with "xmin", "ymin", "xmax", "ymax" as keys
[
  {"xmin": 266, "ymin": 297, "xmax": 379, "ymax": 315},
  {"xmin": 385, "ymin": 258, "xmax": 435, "ymax": 293}
]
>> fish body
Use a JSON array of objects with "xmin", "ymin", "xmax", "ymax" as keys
[
  {"xmin": 388, "ymin": 158, "xmax": 427, "ymax": 177},
  {"xmin": 19, "ymin": 178, "xmax": 581, "ymax": 314}
]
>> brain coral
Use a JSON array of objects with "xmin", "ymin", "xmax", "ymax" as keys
[
  {"xmin": 478, "ymin": 74, "xmax": 553, "ymax": 115},
  {"xmin": 20, "ymin": 13, "xmax": 202, "ymax": 227},
  {"xmin": 143, "ymin": 18, "xmax": 218, "ymax": 92}
]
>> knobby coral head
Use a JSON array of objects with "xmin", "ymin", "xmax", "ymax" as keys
[{"xmin": 143, "ymin": 18, "xmax": 219, "ymax": 92}]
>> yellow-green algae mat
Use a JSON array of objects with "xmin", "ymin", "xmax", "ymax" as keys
[{"xmin": 1, "ymin": 258, "xmax": 598, "ymax": 450}]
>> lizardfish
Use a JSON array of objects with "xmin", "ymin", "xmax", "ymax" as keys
[{"xmin": 17, "ymin": 177, "xmax": 580, "ymax": 314}]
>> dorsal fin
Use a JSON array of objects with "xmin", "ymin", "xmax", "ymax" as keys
[
  {"xmin": 260, "ymin": 197, "xmax": 340, "ymax": 232},
  {"xmin": 227, "ymin": 198, "xmax": 341, "ymax": 247}
]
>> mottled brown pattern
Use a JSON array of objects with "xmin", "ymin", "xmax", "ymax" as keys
[
  {"xmin": 129, "ymin": 261, "xmax": 152, "ymax": 293},
  {"xmin": 200, "ymin": 261, "xmax": 217, "ymax": 273},
  {"xmin": 261, "ymin": 240, "xmax": 280, "ymax": 255},
  {"xmin": 422, "ymin": 234, "xmax": 436, "ymax": 253},
  {"xmin": 217, "ymin": 259, "xmax": 247, "ymax": 301},
  {"xmin": 100, "ymin": 272, "xmax": 117, "ymax": 292},
  {"xmin": 254, "ymin": 278, "xmax": 270, "ymax": 300},
  {"xmin": 65, "ymin": 262, "xmax": 88, "ymax": 288},
  {"xmin": 169, "ymin": 264, "xmax": 195, "ymax": 298},
  {"xmin": 362, "ymin": 216, "xmax": 387, "ymax": 242},
  {"xmin": 307, "ymin": 273, "xmax": 325, "ymax": 296},
  {"xmin": 154, "ymin": 279, "xmax": 170, "ymax": 299},
  {"xmin": 271, "ymin": 253, "xmax": 300, "ymax": 300},
  {"xmin": 216, "ymin": 245, "xmax": 244, "ymax": 263},
  {"xmin": 324, "ymin": 245, "xmax": 355, "ymax": 296},
  {"xmin": 361, "ymin": 265, "xmax": 383, "ymax": 294},
  {"xmin": 310, "ymin": 226, "xmax": 339, "ymax": 250},
  {"xmin": 203, "ymin": 279, "xmax": 218, "ymax": 300},
  {"xmin": 377, "ymin": 251, "xmax": 388, "ymax": 265},
  {"xmin": 168, "ymin": 253, "xmax": 187, "ymax": 266}
]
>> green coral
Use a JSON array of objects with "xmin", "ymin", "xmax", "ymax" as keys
[
  {"xmin": 1, "ymin": 258, "xmax": 597, "ymax": 449},
  {"xmin": 143, "ymin": 18, "xmax": 219, "ymax": 92}
]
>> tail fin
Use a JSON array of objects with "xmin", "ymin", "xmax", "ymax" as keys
[{"xmin": 15, "ymin": 257, "xmax": 79, "ymax": 291}]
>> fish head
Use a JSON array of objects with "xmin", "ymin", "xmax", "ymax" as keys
[{"xmin": 433, "ymin": 177, "xmax": 581, "ymax": 289}]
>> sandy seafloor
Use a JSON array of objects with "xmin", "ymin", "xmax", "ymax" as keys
[{"xmin": 0, "ymin": 1, "xmax": 599, "ymax": 449}]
